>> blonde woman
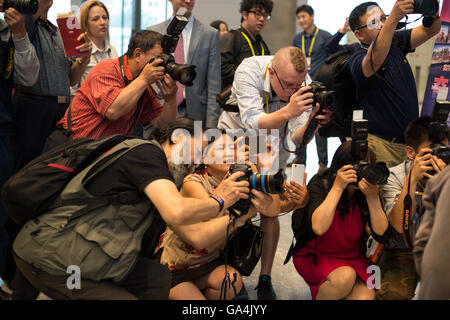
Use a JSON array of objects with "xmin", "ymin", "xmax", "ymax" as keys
[{"xmin": 70, "ymin": 0, "xmax": 118, "ymax": 96}]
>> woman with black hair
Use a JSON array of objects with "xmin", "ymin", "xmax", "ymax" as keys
[{"xmin": 292, "ymin": 141, "xmax": 392, "ymax": 300}]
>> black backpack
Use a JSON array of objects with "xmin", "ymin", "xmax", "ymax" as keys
[
  {"xmin": 2, "ymin": 135, "xmax": 136, "ymax": 225},
  {"xmin": 314, "ymin": 48, "xmax": 357, "ymax": 139}
]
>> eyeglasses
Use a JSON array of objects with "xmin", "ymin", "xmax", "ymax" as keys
[
  {"xmin": 248, "ymin": 10, "xmax": 271, "ymax": 21},
  {"xmin": 272, "ymin": 67, "xmax": 301, "ymax": 93},
  {"xmin": 356, "ymin": 15, "xmax": 388, "ymax": 31}
]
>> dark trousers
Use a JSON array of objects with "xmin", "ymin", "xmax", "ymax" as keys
[
  {"xmin": 6, "ymin": 95, "xmax": 68, "ymax": 297},
  {"xmin": 14, "ymin": 253, "xmax": 171, "ymax": 300},
  {"xmin": 0, "ymin": 135, "xmax": 14, "ymax": 279},
  {"xmin": 295, "ymin": 132, "xmax": 328, "ymax": 166},
  {"xmin": 11, "ymin": 95, "xmax": 68, "ymax": 172}
]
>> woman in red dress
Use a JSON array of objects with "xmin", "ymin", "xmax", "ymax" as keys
[{"xmin": 292, "ymin": 141, "xmax": 392, "ymax": 299}]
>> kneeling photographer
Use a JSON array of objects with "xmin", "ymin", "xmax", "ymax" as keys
[
  {"xmin": 379, "ymin": 109, "xmax": 449, "ymax": 300},
  {"xmin": 158, "ymin": 132, "xmax": 306, "ymax": 300},
  {"xmin": 289, "ymin": 119, "xmax": 393, "ymax": 300}
]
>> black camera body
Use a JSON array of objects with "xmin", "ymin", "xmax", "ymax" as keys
[
  {"xmin": 150, "ymin": 14, "xmax": 196, "ymax": 86},
  {"xmin": 413, "ymin": 0, "xmax": 439, "ymax": 27},
  {"xmin": 307, "ymin": 81, "xmax": 335, "ymax": 112},
  {"xmin": 3, "ymin": 0, "xmax": 38, "ymax": 14},
  {"xmin": 227, "ymin": 164, "xmax": 285, "ymax": 215},
  {"xmin": 427, "ymin": 100, "xmax": 450, "ymax": 169},
  {"xmin": 351, "ymin": 119, "xmax": 390, "ymax": 185}
]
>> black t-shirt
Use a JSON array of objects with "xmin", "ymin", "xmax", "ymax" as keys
[{"xmin": 85, "ymin": 143, "xmax": 174, "ymax": 197}]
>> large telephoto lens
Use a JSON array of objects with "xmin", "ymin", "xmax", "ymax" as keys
[
  {"xmin": 167, "ymin": 62, "xmax": 197, "ymax": 87},
  {"xmin": 359, "ymin": 163, "xmax": 390, "ymax": 185},
  {"xmin": 4, "ymin": 0, "xmax": 39, "ymax": 14},
  {"xmin": 250, "ymin": 169, "xmax": 285, "ymax": 194}
]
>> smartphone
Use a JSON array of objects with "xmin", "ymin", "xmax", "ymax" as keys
[{"xmin": 291, "ymin": 164, "xmax": 305, "ymax": 186}]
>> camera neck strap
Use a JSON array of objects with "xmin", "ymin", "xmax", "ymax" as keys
[
  {"xmin": 119, "ymin": 54, "xmax": 145, "ymax": 131},
  {"xmin": 403, "ymin": 167, "xmax": 414, "ymax": 249}
]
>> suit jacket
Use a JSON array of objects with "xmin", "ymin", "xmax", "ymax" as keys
[{"xmin": 148, "ymin": 17, "xmax": 221, "ymax": 128}]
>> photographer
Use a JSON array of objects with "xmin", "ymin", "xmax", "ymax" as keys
[
  {"xmin": 56, "ymin": 30, "xmax": 177, "ymax": 140},
  {"xmin": 218, "ymin": 46, "xmax": 330, "ymax": 299},
  {"xmin": 348, "ymin": 1, "xmax": 441, "ymax": 168},
  {"xmin": 160, "ymin": 132, "xmax": 308, "ymax": 300},
  {"xmin": 0, "ymin": 0, "xmax": 39, "ymax": 297},
  {"xmin": 12, "ymin": 118, "xmax": 251, "ymax": 300},
  {"xmin": 414, "ymin": 166, "xmax": 450, "ymax": 299},
  {"xmin": 379, "ymin": 116, "xmax": 448, "ymax": 300},
  {"xmin": 291, "ymin": 141, "xmax": 392, "ymax": 300}
]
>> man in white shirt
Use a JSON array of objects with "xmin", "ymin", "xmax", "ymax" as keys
[{"xmin": 218, "ymin": 46, "xmax": 330, "ymax": 300}]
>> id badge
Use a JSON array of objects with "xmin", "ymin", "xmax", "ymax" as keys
[{"xmin": 306, "ymin": 57, "xmax": 311, "ymax": 71}]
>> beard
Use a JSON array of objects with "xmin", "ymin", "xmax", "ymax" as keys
[{"xmin": 167, "ymin": 160, "xmax": 196, "ymax": 189}]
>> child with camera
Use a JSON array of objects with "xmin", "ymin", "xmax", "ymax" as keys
[{"xmin": 290, "ymin": 141, "xmax": 392, "ymax": 300}]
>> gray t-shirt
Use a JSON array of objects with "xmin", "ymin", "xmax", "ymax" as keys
[{"xmin": 381, "ymin": 160, "xmax": 425, "ymax": 249}]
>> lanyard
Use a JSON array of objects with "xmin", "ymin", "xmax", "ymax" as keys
[
  {"xmin": 263, "ymin": 63, "xmax": 272, "ymax": 114},
  {"xmin": 241, "ymin": 32, "xmax": 265, "ymax": 57},
  {"xmin": 302, "ymin": 27, "xmax": 319, "ymax": 57}
]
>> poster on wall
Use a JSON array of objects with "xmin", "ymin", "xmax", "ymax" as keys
[{"xmin": 421, "ymin": 0, "xmax": 450, "ymax": 124}]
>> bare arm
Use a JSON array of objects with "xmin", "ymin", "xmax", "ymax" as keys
[
  {"xmin": 105, "ymin": 59, "xmax": 164, "ymax": 121},
  {"xmin": 312, "ymin": 165, "xmax": 356, "ymax": 235},
  {"xmin": 69, "ymin": 33, "xmax": 92, "ymax": 86},
  {"xmin": 362, "ymin": 0, "xmax": 414, "ymax": 78},
  {"xmin": 359, "ymin": 179, "xmax": 389, "ymax": 236}
]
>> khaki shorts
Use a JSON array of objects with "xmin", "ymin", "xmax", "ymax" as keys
[{"xmin": 367, "ymin": 134, "xmax": 406, "ymax": 168}]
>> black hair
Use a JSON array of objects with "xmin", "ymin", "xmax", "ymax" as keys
[
  {"xmin": 320, "ymin": 141, "xmax": 376, "ymax": 217},
  {"xmin": 404, "ymin": 116, "xmax": 433, "ymax": 150},
  {"xmin": 210, "ymin": 20, "xmax": 228, "ymax": 31},
  {"xmin": 295, "ymin": 4, "xmax": 314, "ymax": 16},
  {"xmin": 126, "ymin": 30, "xmax": 163, "ymax": 58},
  {"xmin": 349, "ymin": 2, "xmax": 379, "ymax": 31},
  {"xmin": 149, "ymin": 118, "xmax": 199, "ymax": 145},
  {"xmin": 240, "ymin": 0, "xmax": 273, "ymax": 22}
]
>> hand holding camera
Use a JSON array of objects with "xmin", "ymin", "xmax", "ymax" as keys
[
  {"xmin": 249, "ymin": 190, "xmax": 279, "ymax": 217},
  {"xmin": 155, "ymin": 74, "xmax": 177, "ymax": 102},
  {"xmin": 4, "ymin": 6, "xmax": 26, "ymax": 39},
  {"xmin": 284, "ymin": 179, "xmax": 308, "ymax": 209},
  {"xmin": 333, "ymin": 165, "xmax": 358, "ymax": 193},
  {"xmin": 284, "ymin": 86, "xmax": 315, "ymax": 119},
  {"xmin": 390, "ymin": 0, "xmax": 415, "ymax": 23},
  {"xmin": 358, "ymin": 178, "xmax": 380, "ymax": 200},
  {"xmin": 139, "ymin": 58, "xmax": 165, "ymax": 85},
  {"xmin": 411, "ymin": 148, "xmax": 438, "ymax": 181},
  {"xmin": 213, "ymin": 171, "xmax": 250, "ymax": 210}
]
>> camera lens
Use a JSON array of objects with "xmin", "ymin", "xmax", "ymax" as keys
[
  {"xmin": 166, "ymin": 62, "xmax": 197, "ymax": 87},
  {"xmin": 250, "ymin": 169, "xmax": 285, "ymax": 194},
  {"xmin": 4, "ymin": 0, "xmax": 39, "ymax": 14},
  {"xmin": 358, "ymin": 163, "xmax": 390, "ymax": 185}
]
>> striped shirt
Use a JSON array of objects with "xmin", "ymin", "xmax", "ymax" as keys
[{"xmin": 57, "ymin": 55, "xmax": 162, "ymax": 139}]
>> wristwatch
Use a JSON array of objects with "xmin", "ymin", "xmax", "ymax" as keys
[{"xmin": 209, "ymin": 194, "xmax": 224, "ymax": 212}]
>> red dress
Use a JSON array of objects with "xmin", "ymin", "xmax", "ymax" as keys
[{"xmin": 293, "ymin": 203, "xmax": 370, "ymax": 299}]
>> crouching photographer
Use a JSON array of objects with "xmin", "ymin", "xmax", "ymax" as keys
[
  {"xmin": 379, "ymin": 107, "xmax": 449, "ymax": 300},
  {"xmin": 11, "ymin": 119, "xmax": 253, "ymax": 300},
  {"xmin": 158, "ymin": 132, "xmax": 306, "ymax": 300},
  {"xmin": 289, "ymin": 119, "xmax": 393, "ymax": 300}
]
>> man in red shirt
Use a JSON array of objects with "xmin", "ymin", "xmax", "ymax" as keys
[{"xmin": 57, "ymin": 30, "xmax": 177, "ymax": 139}]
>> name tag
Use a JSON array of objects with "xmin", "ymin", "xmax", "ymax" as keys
[{"xmin": 306, "ymin": 57, "xmax": 311, "ymax": 71}]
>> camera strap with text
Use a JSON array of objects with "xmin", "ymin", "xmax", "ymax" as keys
[{"xmin": 403, "ymin": 169, "xmax": 414, "ymax": 249}]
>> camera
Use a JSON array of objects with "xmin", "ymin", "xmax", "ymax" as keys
[
  {"xmin": 3, "ymin": 0, "xmax": 38, "ymax": 14},
  {"xmin": 351, "ymin": 119, "xmax": 390, "ymax": 185},
  {"xmin": 295, "ymin": 82, "xmax": 335, "ymax": 151},
  {"xmin": 413, "ymin": 0, "xmax": 439, "ymax": 27},
  {"xmin": 307, "ymin": 81, "xmax": 335, "ymax": 112},
  {"xmin": 227, "ymin": 164, "xmax": 285, "ymax": 215},
  {"xmin": 427, "ymin": 100, "xmax": 450, "ymax": 169},
  {"xmin": 149, "ymin": 14, "xmax": 196, "ymax": 86}
]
